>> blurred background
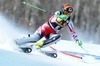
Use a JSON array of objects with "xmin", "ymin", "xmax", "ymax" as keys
[{"xmin": 0, "ymin": 0, "xmax": 100, "ymax": 44}]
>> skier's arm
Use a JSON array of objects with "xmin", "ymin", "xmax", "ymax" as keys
[
  {"xmin": 67, "ymin": 20, "xmax": 77, "ymax": 39},
  {"xmin": 67, "ymin": 20, "xmax": 82, "ymax": 46}
]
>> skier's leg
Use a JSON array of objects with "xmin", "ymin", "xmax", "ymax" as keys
[
  {"xmin": 43, "ymin": 34, "xmax": 61, "ymax": 47},
  {"xmin": 14, "ymin": 24, "xmax": 46, "ymax": 53},
  {"xmin": 35, "ymin": 34, "xmax": 61, "ymax": 49},
  {"xmin": 15, "ymin": 32, "xmax": 41, "ymax": 45}
]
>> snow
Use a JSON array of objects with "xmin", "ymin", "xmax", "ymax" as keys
[{"xmin": 0, "ymin": 14, "xmax": 100, "ymax": 66}]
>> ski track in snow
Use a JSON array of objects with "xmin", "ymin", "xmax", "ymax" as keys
[{"xmin": 0, "ymin": 40, "xmax": 100, "ymax": 66}]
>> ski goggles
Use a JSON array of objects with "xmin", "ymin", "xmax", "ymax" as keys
[{"xmin": 64, "ymin": 7, "xmax": 73, "ymax": 13}]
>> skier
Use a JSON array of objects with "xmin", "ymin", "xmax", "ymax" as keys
[{"xmin": 15, "ymin": 4, "xmax": 82, "ymax": 53}]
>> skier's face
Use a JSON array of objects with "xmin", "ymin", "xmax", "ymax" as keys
[
  {"xmin": 64, "ymin": 7, "xmax": 73, "ymax": 16},
  {"xmin": 64, "ymin": 11, "xmax": 72, "ymax": 16}
]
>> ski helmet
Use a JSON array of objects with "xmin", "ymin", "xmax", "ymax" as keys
[{"xmin": 63, "ymin": 4, "xmax": 73, "ymax": 16}]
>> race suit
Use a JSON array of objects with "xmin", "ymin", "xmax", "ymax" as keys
[{"xmin": 15, "ymin": 11, "xmax": 78, "ymax": 46}]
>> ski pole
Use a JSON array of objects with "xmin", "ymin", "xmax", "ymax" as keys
[
  {"xmin": 49, "ymin": 46, "xmax": 82, "ymax": 59},
  {"xmin": 77, "ymin": 41, "xmax": 91, "ymax": 55},
  {"xmin": 22, "ymin": 1, "xmax": 47, "ymax": 12},
  {"xmin": 80, "ymin": 46, "xmax": 90, "ymax": 55},
  {"xmin": 80, "ymin": 46, "xmax": 88, "ymax": 54}
]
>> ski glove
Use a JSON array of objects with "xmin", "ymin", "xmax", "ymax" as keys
[
  {"xmin": 57, "ymin": 14, "xmax": 68, "ymax": 22},
  {"xmin": 56, "ymin": 14, "xmax": 68, "ymax": 27},
  {"xmin": 75, "ymin": 39, "xmax": 83, "ymax": 46}
]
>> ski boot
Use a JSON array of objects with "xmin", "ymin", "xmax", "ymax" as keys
[
  {"xmin": 34, "ymin": 41, "xmax": 58, "ymax": 58},
  {"xmin": 34, "ymin": 41, "xmax": 44, "ymax": 49},
  {"xmin": 20, "ymin": 41, "xmax": 44, "ymax": 53}
]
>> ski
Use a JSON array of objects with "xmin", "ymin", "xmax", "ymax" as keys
[
  {"xmin": 17, "ymin": 47, "xmax": 58, "ymax": 58},
  {"xmin": 12, "ymin": 39, "xmax": 57, "ymax": 58},
  {"xmin": 26, "ymin": 48, "xmax": 58, "ymax": 58},
  {"xmin": 38, "ymin": 50, "xmax": 58, "ymax": 58},
  {"xmin": 20, "ymin": 47, "xmax": 32, "ymax": 53}
]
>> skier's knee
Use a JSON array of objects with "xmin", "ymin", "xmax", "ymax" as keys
[{"xmin": 49, "ymin": 34, "xmax": 61, "ymax": 41}]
